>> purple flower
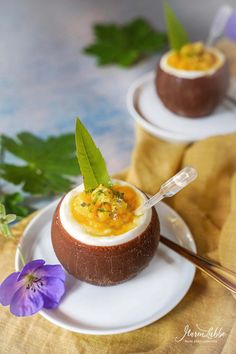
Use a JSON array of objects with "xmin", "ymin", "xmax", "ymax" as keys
[
  {"xmin": 225, "ymin": 9, "xmax": 236, "ymax": 41},
  {"xmin": 0, "ymin": 259, "xmax": 66, "ymax": 316}
]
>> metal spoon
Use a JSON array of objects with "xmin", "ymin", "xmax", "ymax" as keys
[
  {"xmin": 160, "ymin": 235, "xmax": 236, "ymax": 294},
  {"xmin": 136, "ymin": 167, "xmax": 236, "ymax": 293}
]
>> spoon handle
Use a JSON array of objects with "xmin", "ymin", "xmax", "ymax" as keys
[
  {"xmin": 206, "ymin": 5, "xmax": 232, "ymax": 46},
  {"xmin": 160, "ymin": 235, "xmax": 236, "ymax": 294}
]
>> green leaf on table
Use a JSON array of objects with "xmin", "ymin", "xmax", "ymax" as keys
[
  {"xmin": 0, "ymin": 192, "xmax": 29, "ymax": 217},
  {"xmin": 84, "ymin": 18, "xmax": 167, "ymax": 67},
  {"xmin": 0, "ymin": 132, "xmax": 80, "ymax": 195},
  {"xmin": 164, "ymin": 2, "xmax": 189, "ymax": 51},
  {"xmin": 75, "ymin": 118, "xmax": 112, "ymax": 191}
]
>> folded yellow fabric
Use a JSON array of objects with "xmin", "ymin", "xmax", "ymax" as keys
[
  {"xmin": 1, "ymin": 130, "xmax": 236, "ymax": 354},
  {"xmin": 1, "ymin": 39, "xmax": 236, "ymax": 354},
  {"xmin": 217, "ymin": 38, "xmax": 236, "ymax": 75}
]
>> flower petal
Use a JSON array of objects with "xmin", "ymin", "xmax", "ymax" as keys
[
  {"xmin": 39, "ymin": 277, "xmax": 65, "ymax": 304},
  {"xmin": 42, "ymin": 295, "xmax": 60, "ymax": 309},
  {"xmin": 35, "ymin": 264, "xmax": 66, "ymax": 282},
  {"xmin": 17, "ymin": 259, "xmax": 45, "ymax": 281},
  {"xmin": 0, "ymin": 272, "xmax": 22, "ymax": 306},
  {"xmin": 10, "ymin": 286, "xmax": 44, "ymax": 316}
]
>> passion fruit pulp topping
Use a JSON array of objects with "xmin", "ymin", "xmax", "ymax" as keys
[
  {"xmin": 70, "ymin": 184, "xmax": 141, "ymax": 236},
  {"xmin": 167, "ymin": 42, "xmax": 219, "ymax": 71}
]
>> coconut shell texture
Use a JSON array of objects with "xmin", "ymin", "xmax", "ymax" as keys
[
  {"xmin": 155, "ymin": 61, "xmax": 230, "ymax": 118},
  {"xmin": 51, "ymin": 200, "xmax": 160, "ymax": 286}
]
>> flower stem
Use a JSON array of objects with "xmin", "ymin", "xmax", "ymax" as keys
[{"xmin": 17, "ymin": 245, "xmax": 26, "ymax": 267}]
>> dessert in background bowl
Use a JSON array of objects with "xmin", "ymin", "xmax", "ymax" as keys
[
  {"xmin": 154, "ymin": 3, "xmax": 230, "ymax": 118},
  {"xmin": 156, "ymin": 42, "xmax": 230, "ymax": 118},
  {"xmin": 51, "ymin": 119, "xmax": 160, "ymax": 286}
]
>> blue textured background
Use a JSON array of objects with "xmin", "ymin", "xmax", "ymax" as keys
[{"xmin": 0, "ymin": 0, "xmax": 235, "ymax": 173}]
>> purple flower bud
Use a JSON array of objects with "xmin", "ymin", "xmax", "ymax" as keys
[
  {"xmin": 0, "ymin": 259, "xmax": 66, "ymax": 316},
  {"xmin": 225, "ymin": 8, "xmax": 236, "ymax": 41}
]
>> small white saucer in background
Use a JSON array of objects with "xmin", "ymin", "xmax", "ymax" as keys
[
  {"xmin": 15, "ymin": 200, "xmax": 196, "ymax": 335},
  {"xmin": 127, "ymin": 71, "xmax": 236, "ymax": 143}
]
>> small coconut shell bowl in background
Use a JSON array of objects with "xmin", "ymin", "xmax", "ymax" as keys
[{"xmin": 155, "ymin": 48, "xmax": 230, "ymax": 118}]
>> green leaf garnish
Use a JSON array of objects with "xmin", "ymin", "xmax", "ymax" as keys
[
  {"xmin": 75, "ymin": 118, "xmax": 112, "ymax": 191},
  {"xmin": 84, "ymin": 18, "xmax": 167, "ymax": 67},
  {"xmin": 164, "ymin": 2, "xmax": 189, "ymax": 51},
  {"xmin": 0, "ymin": 132, "xmax": 80, "ymax": 195}
]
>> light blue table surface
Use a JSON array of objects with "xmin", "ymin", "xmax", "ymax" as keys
[{"xmin": 1, "ymin": 0, "xmax": 235, "ymax": 173}]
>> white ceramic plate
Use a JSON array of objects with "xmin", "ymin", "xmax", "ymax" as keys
[
  {"xmin": 127, "ymin": 71, "xmax": 236, "ymax": 143},
  {"xmin": 15, "ymin": 200, "xmax": 196, "ymax": 335}
]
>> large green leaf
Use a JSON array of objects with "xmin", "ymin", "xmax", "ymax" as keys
[
  {"xmin": 75, "ymin": 118, "xmax": 112, "ymax": 191},
  {"xmin": 0, "ymin": 132, "xmax": 80, "ymax": 195},
  {"xmin": 164, "ymin": 2, "xmax": 189, "ymax": 51},
  {"xmin": 84, "ymin": 18, "xmax": 167, "ymax": 67}
]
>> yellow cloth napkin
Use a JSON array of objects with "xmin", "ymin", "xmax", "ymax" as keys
[{"xmin": 1, "ymin": 39, "xmax": 236, "ymax": 354}]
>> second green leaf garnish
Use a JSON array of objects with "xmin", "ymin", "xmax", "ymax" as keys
[{"xmin": 164, "ymin": 2, "xmax": 189, "ymax": 51}]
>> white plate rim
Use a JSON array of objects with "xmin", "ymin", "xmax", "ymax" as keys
[
  {"xmin": 127, "ymin": 71, "xmax": 236, "ymax": 143},
  {"xmin": 127, "ymin": 71, "xmax": 194, "ymax": 143},
  {"xmin": 15, "ymin": 199, "xmax": 196, "ymax": 335}
]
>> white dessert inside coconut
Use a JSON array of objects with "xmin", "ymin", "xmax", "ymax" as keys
[
  {"xmin": 60, "ymin": 179, "xmax": 152, "ymax": 246},
  {"xmin": 160, "ymin": 45, "xmax": 225, "ymax": 78}
]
